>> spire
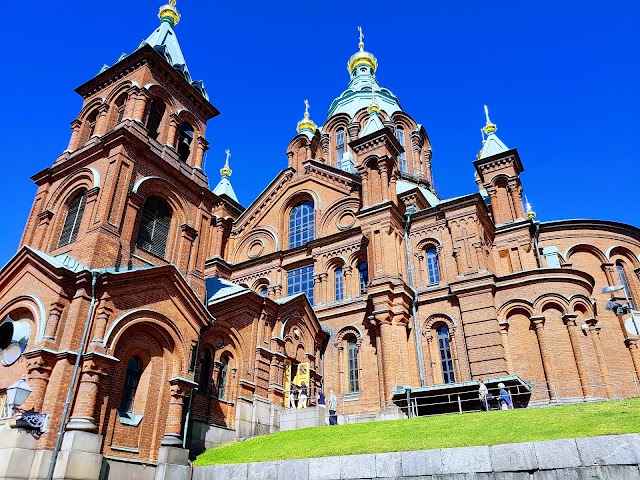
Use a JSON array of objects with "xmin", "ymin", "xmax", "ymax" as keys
[
  {"xmin": 478, "ymin": 105, "xmax": 509, "ymax": 159},
  {"xmin": 296, "ymin": 99, "xmax": 318, "ymax": 138},
  {"xmin": 524, "ymin": 195, "xmax": 536, "ymax": 219},
  {"xmin": 158, "ymin": 0, "xmax": 180, "ymax": 27},
  {"xmin": 213, "ymin": 150, "xmax": 239, "ymax": 203}
]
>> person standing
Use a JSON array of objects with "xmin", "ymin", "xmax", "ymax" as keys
[
  {"xmin": 298, "ymin": 382, "xmax": 308, "ymax": 408},
  {"xmin": 478, "ymin": 379, "xmax": 489, "ymax": 411},
  {"xmin": 497, "ymin": 382, "xmax": 513, "ymax": 410},
  {"xmin": 289, "ymin": 384, "xmax": 298, "ymax": 409},
  {"xmin": 328, "ymin": 390, "xmax": 338, "ymax": 425}
]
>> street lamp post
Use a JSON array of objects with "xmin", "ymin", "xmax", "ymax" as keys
[
  {"xmin": 6, "ymin": 376, "xmax": 32, "ymax": 416},
  {"xmin": 603, "ymin": 285, "xmax": 640, "ymax": 335}
]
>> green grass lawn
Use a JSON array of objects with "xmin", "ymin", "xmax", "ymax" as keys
[{"xmin": 194, "ymin": 399, "xmax": 640, "ymax": 466}]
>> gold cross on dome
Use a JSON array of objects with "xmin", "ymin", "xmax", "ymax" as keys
[
  {"xmin": 304, "ymin": 99, "xmax": 310, "ymax": 115},
  {"xmin": 225, "ymin": 149, "xmax": 231, "ymax": 162}
]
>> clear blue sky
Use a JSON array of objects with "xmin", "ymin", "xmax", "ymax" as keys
[{"xmin": 2, "ymin": 1, "xmax": 639, "ymax": 264}]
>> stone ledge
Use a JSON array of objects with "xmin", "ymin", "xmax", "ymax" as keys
[{"xmin": 192, "ymin": 434, "xmax": 640, "ymax": 479}]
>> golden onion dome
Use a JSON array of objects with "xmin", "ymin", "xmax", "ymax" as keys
[
  {"xmin": 221, "ymin": 150, "xmax": 232, "ymax": 177},
  {"xmin": 347, "ymin": 27, "xmax": 378, "ymax": 74},
  {"xmin": 159, "ymin": 0, "xmax": 180, "ymax": 27},
  {"xmin": 296, "ymin": 99, "xmax": 317, "ymax": 134}
]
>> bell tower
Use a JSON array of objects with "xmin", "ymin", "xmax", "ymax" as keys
[{"xmin": 19, "ymin": 1, "xmax": 226, "ymax": 296}]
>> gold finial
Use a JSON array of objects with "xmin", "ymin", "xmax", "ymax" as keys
[
  {"xmin": 220, "ymin": 149, "xmax": 232, "ymax": 177},
  {"xmin": 482, "ymin": 104, "xmax": 497, "ymax": 135},
  {"xmin": 297, "ymin": 99, "xmax": 317, "ymax": 134},
  {"xmin": 358, "ymin": 26, "xmax": 365, "ymax": 51},
  {"xmin": 525, "ymin": 195, "xmax": 536, "ymax": 219},
  {"xmin": 159, "ymin": 0, "xmax": 180, "ymax": 27}
]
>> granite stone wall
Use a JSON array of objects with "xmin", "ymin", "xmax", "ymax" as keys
[{"xmin": 193, "ymin": 434, "xmax": 640, "ymax": 480}]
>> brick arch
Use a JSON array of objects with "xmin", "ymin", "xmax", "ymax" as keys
[
  {"xmin": 232, "ymin": 227, "xmax": 278, "ymax": 263},
  {"xmin": 279, "ymin": 190, "xmax": 321, "ymax": 247},
  {"xmin": 535, "ymin": 294, "xmax": 569, "ymax": 316},
  {"xmin": 144, "ymin": 83, "xmax": 178, "ymax": 111},
  {"xmin": 280, "ymin": 315, "xmax": 313, "ymax": 345},
  {"xmin": 390, "ymin": 111, "xmax": 418, "ymax": 131},
  {"xmin": 104, "ymin": 80, "xmax": 137, "ymax": 105},
  {"xmin": 423, "ymin": 313, "xmax": 457, "ymax": 332},
  {"xmin": 323, "ymin": 113, "xmax": 351, "ymax": 133},
  {"xmin": 132, "ymin": 176, "xmax": 190, "ymax": 226},
  {"xmin": 175, "ymin": 108, "xmax": 205, "ymax": 136},
  {"xmin": 415, "ymin": 237, "xmax": 443, "ymax": 252},
  {"xmin": 608, "ymin": 245, "xmax": 640, "ymax": 268},
  {"xmin": 103, "ymin": 309, "xmax": 188, "ymax": 376},
  {"xmin": 318, "ymin": 196, "xmax": 359, "ymax": 237},
  {"xmin": 491, "ymin": 173, "xmax": 512, "ymax": 188},
  {"xmin": 564, "ymin": 243, "xmax": 608, "ymax": 264},
  {"xmin": 206, "ymin": 320, "xmax": 248, "ymax": 366},
  {"xmin": 336, "ymin": 325, "xmax": 363, "ymax": 345},
  {"xmin": 324, "ymin": 255, "xmax": 348, "ymax": 271},
  {"xmin": 0, "ymin": 295, "xmax": 46, "ymax": 344},
  {"xmin": 45, "ymin": 168, "xmax": 98, "ymax": 212},
  {"xmin": 569, "ymin": 295, "xmax": 594, "ymax": 316},
  {"xmin": 77, "ymin": 97, "xmax": 105, "ymax": 121},
  {"xmin": 497, "ymin": 299, "xmax": 534, "ymax": 322}
]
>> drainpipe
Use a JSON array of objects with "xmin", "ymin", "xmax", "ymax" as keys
[
  {"xmin": 183, "ymin": 322, "xmax": 212, "ymax": 449},
  {"xmin": 532, "ymin": 221, "xmax": 542, "ymax": 268},
  {"xmin": 404, "ymin": 205, "xmax": 426, "ymax": 388},
  {"xmin": 47, "ymin": 269, "xmax": 102, "ymax": 480}
]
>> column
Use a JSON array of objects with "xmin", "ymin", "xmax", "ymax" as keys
[
  {"xmin": 194, "ymin": 136, "xmax": 209, "ymax": 169},
  {"xmin": 343, "ymin": 266, "xmax": 353, "ymax": 299},
  {"xmin": 313, "ymin": 274, "xmax": 323, "ymax": 305},
  {"xmin": 161, "ymin": 379, "xmax": 193, "ymax": 446},
  {"xmin": 562, "ymin": 314, "xmax": 591, "ymax": 398},
  {"xmin": 122, "ymin": 87, "xmax": 139, "ymax": 120},
  {"xmin": 336, "ymin": 345, "xmax": 345, "ymax": 394},
  {"xmin": 93, "ymin": 104, "xmax": 110, "ymax": 137},
  {"xmin": 377, "ymin": 315, "xmax": 396, "ymax": 404},
  {"xmin": 43, "ymin": 302, "xmax": 65, "ymax": 342},
  {"xmin": 601, "ymin": 263, "xmax": 616, "ymax": 285},
  {"xmin": 165, "ymin": 114, "xmax": 180, "ymax": 148},
  {"xmin": 508, "ymin": 182, "xmax": 525, "ymax": 219},
  {"xmin": 623, "ymin": 336, "xmax": 640, "ymax": 381},
  {"xmin": 23, "ymin": 352, "xmax": 54, "ymax": 411},
  {"xmin": 65, "ymin": 119, "xmax": 83, "ymax": 152},
  {"xmin": 498, "ymin": 321, "xmax": 514, "ymax": 374},
  {"xmin": 487, "ymin": 188, "xmax": 501, "ymax": 224},
  {"xmin": 529, "ymin": 316, "xmax": 557, "ymax": 401},
  {"xmin": 91, "ymin": 302, "xmax": 112, "ymax": 346},
  {"xmin": 132, "ymin": 90, "xmax": 150, "ymax": 124},
  {"xmin": 585, "ymin": 318, "xmax": 614, "ymax": 398},
  {"xmin": 378, "ymin": 160, "xmax": 389, "ymax": 201},
  {"xmin": 67, "ymin": 357, "xmax": 110, "ymax": 431}
]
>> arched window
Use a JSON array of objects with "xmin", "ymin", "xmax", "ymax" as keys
[
  {"xmin": 136, "ymin": 197, "xmax": 171, "ymax": 258},
  {"xmin": 58, "ymin": 193, "xmax": 87, "ymax": 247},
  {"xmin": 120, "ymin": 356, "xmax": 142, "ymax": 413},
  {"xmin": 617, "ymin": 261, "xmax": 636, "ymax": 309},
  {"xmin": 358, "ymin": 262, "xmax": 369, "ymax": 294},
  {"xmin": 217, "ymin": 356, "xmax": 229, "ymax": 399},
  {"xmin": 115, "ymin": 93, "xmax": 127, "ymax": 125},
  {"xmin": 347, "ymin": 337, "xmax": 359, "ymax": 392},
  {"xmin": 396, "ymin": 126, "xmax": 407, "ymax": 173},
  {"xmin": 335, "ymin": 267, "xmax": 344, "ymax": 301},
  {"xmin": 426, "ymin": 248, "xmax": 440, "ymax": 285},
  {"xmin": 176, "ymin": 122, "xmax": 194, "ymax": 162},
  {"xmin": 199, "ymin": 349, "xmax": 211, "ymax": 395},
  {"xmin": 336, "ymin": 128, "xmax": 345, "ymax": 167},
  {"xmin": 260, "ymin": 286, "xmax": 269, "ymax": 297},
  {"xmin": 86, "ymin": 109, "xmax": 99, "ymax": 139},
  {"xmin": 437, "ymin": 327, "xmax": 455, "ymax": 384},
  {"xmin": 145, "ymin": 99, "xmax": 165, "ymax": 140},
  {"xmin": 289, "ymin": 201, "xmax": 314, "ymax": 248}
]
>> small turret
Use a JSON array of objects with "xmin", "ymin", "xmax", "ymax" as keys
[
  {"xmin": 296, "ymin": 99, "xmax": 318, "ymax": 138},
  {"xmin": 213, "ymin": 150, "xmax": 239, "ymax": 203}
]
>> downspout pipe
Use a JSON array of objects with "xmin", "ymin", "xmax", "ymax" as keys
[
  {"xmin": 532, "ymin": 221, "xmax": 542, "ymax": 268},
  {"xmin": 404, "ymin": 206, "xmax": 426, "ymax": 388},
  {"xmin": 47, "ymin": 269, "xmax": 102, "ymax": 480},
  {"xmin": 183, "ymin": 322, "xmax": 213, "ymax": 449}
]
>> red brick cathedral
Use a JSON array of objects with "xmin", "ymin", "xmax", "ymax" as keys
[{"xmin": 1, "ymin": 2, "xmax": 639, "ymax": 479}]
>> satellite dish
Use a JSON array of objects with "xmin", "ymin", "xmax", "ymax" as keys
[
  {"xmin": 625, "ymin": 316, "xmax": 640, "ymax": 336},
  {"xmin": 0, "ymin": 317, "xmax": 30, "ymax": 366}
]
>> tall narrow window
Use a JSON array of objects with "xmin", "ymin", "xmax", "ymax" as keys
[
  {"xmin": 426, "ymin": 248, "xmax": 440, "ymax": 285},
  {"xmin": 58, "ymin": 193, "xmax": 87, "ymax": 247},
  {"xmin": 176, "ymin": 122, "xmax": 194, "ymax": 162},
  {"xmin": 86, "ymin": 109, "xmax": 99, "ymax": 139},
  {"xmin": 335, "ymin": 267, "xmax": 344, "ymax": 301},
  {"xmin": 145, "ymin": 99, "xmax": 165, "ymax": 140},
  {"xmin": 217, "ymin": 356, "xmax": 229, "ymax": 399},
  {"xmin": 287, "ymin": 265, "xmax": 314, "ymax": 304},
  {"xmin": 199, "ymin": 349, "xmax": 211, "ymax": 395},
  {"xmin": 437, "ymin": 327, "xmax": 455, "ymax": 384},
  {"xmin": 115, "ymin": 93, "xmax": 127, "ymax": 125},
  {"xmin": 336, "ymin": 128, "xmax": 345, "ymax": 167},
  {"xmin": 617, "ymin": 262, "xmax": 636, "ymax": 309},
  {"xmin": 289, "ymin": 201, "xmax": 314, "ymax": 248},
  {"xmin": 348, "ymin": 338, "xmax": 359, "ymax": 392},
  {"xmin": 396, "ymin": 126, "xmax": 407, "ymax": 173},
  {"xmin": 136, "ymin": 197, "xmax": 171, "ymax": 258},
  {"xmin": 358, "ymin": 262, "xmax": 369, "ymax": 294},
  {"xmin": 120, "ymin": 356, "xmax": 142, "ymax": 413}
]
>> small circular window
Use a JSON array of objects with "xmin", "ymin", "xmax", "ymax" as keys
[{"xmin": 0, "ymin": 317, "xmax": 30, "ymax": 366}]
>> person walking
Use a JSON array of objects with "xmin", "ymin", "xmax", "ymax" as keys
[
  {"xmin": 497, "ymin": 382, "xmax": 513, "ymax": 410},
  {"xmin": 328, "ymin": 389, "xmax": 338, "ymax": 425},
  {"xmin": 288, "ymin": 384, "xmax": 298, "ymax": 409},
  {"xmin": 478, "ymin": 379, "xmax": 489, "ymax": 411}
]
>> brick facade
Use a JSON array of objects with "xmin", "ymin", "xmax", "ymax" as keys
[{"xmin": 1, "ymin": 6, "xmax": 640, "ymax": 472}]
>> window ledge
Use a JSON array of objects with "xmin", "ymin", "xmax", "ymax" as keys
[
  {"xmin": 343, "ymin": 392, "xmax": 361, "ymax": 402},
  {"xmin": 111, "ymin": 445, "xmax": 140, "ymax": 454},
  {"xmin": 117, "ymin": 410, "xmax": 143, "ymax": 427}
]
